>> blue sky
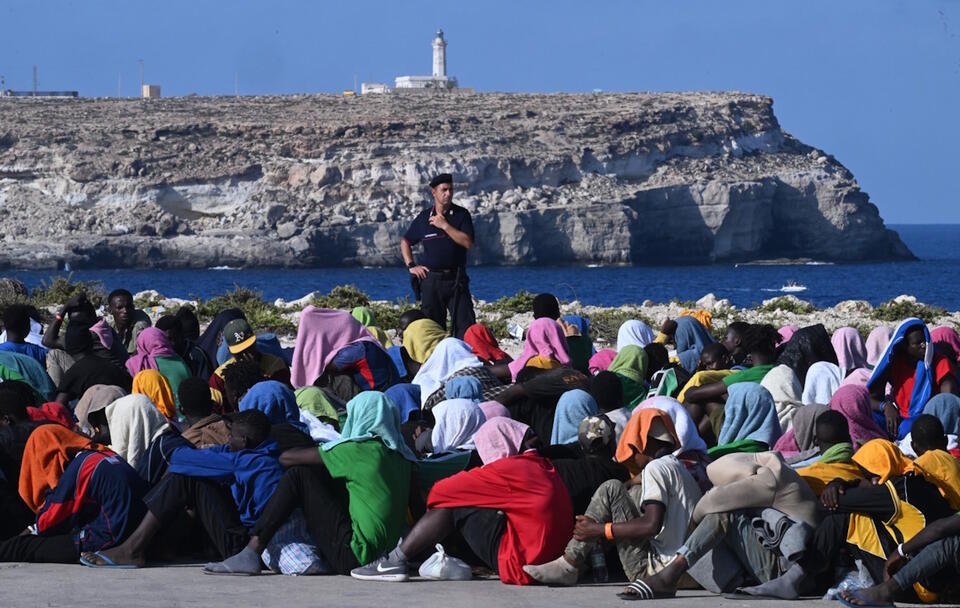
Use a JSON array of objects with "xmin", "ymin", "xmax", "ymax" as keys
[{"xmin": 2, "ymin": 0, "xmax": 957, "ymax": 223}]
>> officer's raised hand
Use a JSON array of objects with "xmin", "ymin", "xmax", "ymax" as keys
[{"xmin": 428, "ymin": 213, "xmax": 450, "ymax": 231}]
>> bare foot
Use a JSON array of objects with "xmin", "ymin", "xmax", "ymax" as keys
[
  {"xmin": 80, "ymin": 545, "xmax": 146, "ymax": 568},
  {"xmin": 839, "ymin": 582, "xmax": 896, "ymax": 606}
]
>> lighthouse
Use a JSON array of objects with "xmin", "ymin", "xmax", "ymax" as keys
[
  {"xmin": 393, "ymin": 29, "xmax": 459, "ymax": 90},
  {"xmin": 432, "ymin": 30, "xmax": 447, "ymax": 78}
]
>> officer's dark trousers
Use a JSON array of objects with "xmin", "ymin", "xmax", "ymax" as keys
[{"xmin": 421, "ymin": 271, "xmax": 476, "ymax": 339}]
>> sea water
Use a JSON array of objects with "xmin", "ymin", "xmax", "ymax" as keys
[{"xmin": 7, "ymin": 224, "xmax": 959, "ymax": 310}]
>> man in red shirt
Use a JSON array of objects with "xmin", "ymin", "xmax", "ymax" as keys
[{"xmin": 350, "ymin": 418, "xmax": 572, "ymax": 585}]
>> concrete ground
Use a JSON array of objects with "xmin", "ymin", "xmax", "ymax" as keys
[{"xmin": 0, "ymin": 562, "xmax": 882, "ymax": 608}]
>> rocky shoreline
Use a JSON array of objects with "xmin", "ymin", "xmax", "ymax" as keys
[
  {"xmin": 5, "ymin": 275, "xmax": 947, "ymax": 354},
  {"xmin": 0, "ymin": 92, "xmax": 912, "ymax": 268},
  {"xmin": 127, "ymin": 288, "xmax": 954, "ymax": 357}
]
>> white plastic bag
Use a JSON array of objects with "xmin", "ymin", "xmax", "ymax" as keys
[
  {"xmin": 418, "ymin": 543, "xmax": 472, "ymax": 581},
  {"xmin": 822, "ymin": 560, "xmax": 875, "ymax": 600}
]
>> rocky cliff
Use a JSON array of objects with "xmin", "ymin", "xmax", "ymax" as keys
[{"xmin": 0, "ymin": 92, "xmax": 913, "ymax": 268}]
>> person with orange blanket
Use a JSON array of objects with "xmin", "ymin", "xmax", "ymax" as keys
[
  {"xmin": 132, "ymin": 369, "xmax": 178, "ymax": 421},
  {"xmin": 738, "ymin": 439, "xmax": 955, "ymax": 600},
  {"xmin": 908, "ymin": 414, "xmax": 960, "ymax": 511},
  {"xmin": 795, "ymin": 410, "xmax": 864, "ymax": 496},
  {"xmin": 0, "ymin": 425, "xmax": 146, "ymax": 564}
]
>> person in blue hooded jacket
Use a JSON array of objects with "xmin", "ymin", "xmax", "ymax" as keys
[
  {"xmin": 868, "ymin": 318, "xmax": 958, "ymax": 440},
  {"xmin": 79, "ymin": 409, "xmax": 283, "ymax": 568}
]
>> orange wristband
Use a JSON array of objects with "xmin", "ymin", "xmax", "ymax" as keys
[{"xmin": 604, "ymin": 522, "xmax": 614, "ymax": 541}]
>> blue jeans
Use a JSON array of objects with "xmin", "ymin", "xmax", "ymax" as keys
[{"xmin": 892, "ymin": 535, "xmax": 960, "ymax": 592}]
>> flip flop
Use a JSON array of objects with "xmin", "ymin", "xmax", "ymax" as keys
[
  {"xmin": 79, "ymin": 551, "xmax": 139, "ymax": 569},
  {"xmin": 838, "ymin": 589, "xmax": 896, "ymax": 608},
  {"xmin": 617, "ymin": 580, "xmax": 676, "ymax": 601}
]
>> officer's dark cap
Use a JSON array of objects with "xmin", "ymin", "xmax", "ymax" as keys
[{"xmin": 429, "ymin": 173, "xmax": 453, "ymax": 188}]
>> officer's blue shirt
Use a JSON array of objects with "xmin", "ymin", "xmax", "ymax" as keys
[{"xmin": 403, "ymin": 204, "xmax": 474, "ymax": 270}]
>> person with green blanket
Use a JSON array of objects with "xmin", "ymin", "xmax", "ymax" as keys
[
  {"xmin": 608, "ymin": 346, "xmax": 649, "ymax": 409},
  {"xmin": 204, "ymin": 391, "xmax": 423, "ymax": 575},
  {"xmin": 294, "ymin": 386, "xmax": 343, "ymax": 430}
]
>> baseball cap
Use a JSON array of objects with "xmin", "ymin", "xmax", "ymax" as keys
[
  {"xmin": 223, "ymin": 318, "xmax": 256, "ymax": 354},
  {"xmin": 578, "ymin": 415, "xmax": 614, "ymax": 454}
]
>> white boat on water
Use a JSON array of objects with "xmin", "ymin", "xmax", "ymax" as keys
[{"xmin": 780, "ymin": 281, "xmax": 807, "ymax": 293}]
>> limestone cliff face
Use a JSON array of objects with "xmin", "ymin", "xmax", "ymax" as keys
[{"xmin": 0, "ymin": 92, "xmax": 912, "ymax": 268}]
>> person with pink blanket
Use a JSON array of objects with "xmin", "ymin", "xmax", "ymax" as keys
[
  {"xmin": 588, "ymin": 348, "xmax": 617, "ymax": 375},
  {"xmin": 828, "ymin": 384, "xmax": 886, "ymax": 449},
  {"xmin": 931, "ymin": 325, "xmax": 960, "ymax": 367},
  {"xmin": 290, "ymin": 307, "xmax": 398, "ymax": 401},
  {"xmin": 124, "ymin": 328, "xmax": 192, "ymax": 404},
  {"xmin": 865, "ymin": 326, "xmax": 894, "ymax": 367},
  {"xmin": 831, "ymin": 327, "xmax": 868, "ymax": 377},
  {"xmin": 507, "ymin": 318, "xmax": 571, "ymax": 381}
]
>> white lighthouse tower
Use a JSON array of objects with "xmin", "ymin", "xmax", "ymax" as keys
[
  {"xmin": 394, "ymin": 29, "xmax": 458, "ymax": 90},
  {"xmin": 432, "ymin": 30, "xmax": 447, "ymax": 78}
]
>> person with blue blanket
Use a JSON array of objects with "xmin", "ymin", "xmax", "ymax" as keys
[
  {"xmin": 672, "ymin": 316, "xmax": 715, "ymax": 375},
  {"xmin": 80, "ymin": 409, "xmax": 283, "ymax": 568},
  {"xmin": 237, "ymin": 380, "xmax": 308, "ymax": 433},
  {"xmin": 707, "ymin": 383, "xmax": 782, "ymax": 458},
  {"xmin": 385, "ymin": 383, "xmax": 422, "ymax": 423},
  {"xmin": 550, "ymin": 389, "xmax": 599, "ymax": 446},
  {"xmin": 868, "ymin": 318, "xmax": 957, "ymax": 440}
]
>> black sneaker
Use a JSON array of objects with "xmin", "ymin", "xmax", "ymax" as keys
[{"xmin": 350, "ymin": 554, "xmax": 409, "ymax": 582}]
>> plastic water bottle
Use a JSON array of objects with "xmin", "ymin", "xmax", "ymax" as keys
[{"xmin": 589, "ymin": 545, "xmax": 608, "ymax": 583}]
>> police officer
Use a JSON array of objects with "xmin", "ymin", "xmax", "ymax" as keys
[{"xmin": 400, "ymin": 173, "xmax": 476, "ymax": 339}]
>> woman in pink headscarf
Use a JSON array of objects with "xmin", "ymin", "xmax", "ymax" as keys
[
  {"xmin": 865, "ymin": 326, "xmax": 894, "ymax": 367},
  {"xmin": 125, "ymin": 327, "xmax": 191, "ymax": 401},
  {"xmin": 778, "ymin": 325, "xmax": 799, "ymax": 346},
  {"xmin": 125, "ymin": 327, "xmax": 177, "ymax": 376},
  {"xmin": 588, "ymin": 349, "xmax": 617, "ymax": 375},
  {"xmin": 831, "ymin": 327, "xmax": 869, "ymax": 377},
  {"xmin": 290, "ymin": 306, "xmax": 394, "ymax": 399},
  {"xmin": 828, "ymin": 384, "xmax": 886, "ymax": 448},
  {"xmin": 930, "ymin": 326, "xmax": 960, "ymax": 367},
  {"xmin": 507, "ymin": 318, "xmax": 571, "ymax": 381}
]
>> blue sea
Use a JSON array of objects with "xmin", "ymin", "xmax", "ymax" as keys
[{"xmin": 6, "ymin": 224, "xmax": 959, "ymax": 310}]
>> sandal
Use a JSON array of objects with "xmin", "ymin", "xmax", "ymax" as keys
[
  {"xmin": 79, "ymin": 551, "xmax": 140, "ymax": 569},
  {"xmin": 617, "ymin": 580, "xmax": 677, "ymax": 601}
]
